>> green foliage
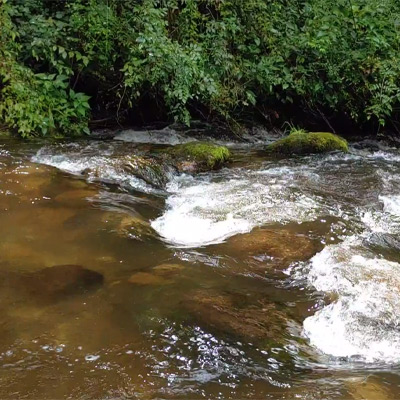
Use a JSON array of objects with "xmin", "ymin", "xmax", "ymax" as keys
[
  {"xmin": 266, "ymin": 131, "xmax": 349, "ymax": 154},
  {"xmin": 1, "ymin": 0, "xmax": 400, "ymax": 137},
  {"xmin": 170, "ymin": 142, "xmax": 231, "ymax": 169},
  {"xmin": 0, "ymin": 0, "xmax": 90, "ymax": 137}
]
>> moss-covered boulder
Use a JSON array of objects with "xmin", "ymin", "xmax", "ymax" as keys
[
  {"xmin": 168, "ymin": 142, "xmax": 231, "ymax": 173},
  {"xmin": 266, "ymin": 131, "xmax": 348, "ymax": 155}
]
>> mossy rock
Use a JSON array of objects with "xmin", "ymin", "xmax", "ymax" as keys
[
  {"xmin": 266, "ymin": 131, "xmax": 348, "ymax": 155},
  {"xmin": 168, "ymin": 142, "xmax": 231, "ymax": 172},
  {"xmin": 120, "ymin": 155, "xmax": 172, "ymax": 188}
]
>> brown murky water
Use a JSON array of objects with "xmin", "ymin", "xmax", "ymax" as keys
[{"xmin": 0, "ymin": 134, "xmax": 400, "ymax": 399}]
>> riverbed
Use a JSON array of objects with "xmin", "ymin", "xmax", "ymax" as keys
[{"xmin": 0, "ymin": 129, "xmax": 399, "ymax": 399}]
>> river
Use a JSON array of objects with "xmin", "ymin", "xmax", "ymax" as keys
[{"xmin": 0, "ymin": 128, "xmax": 399, "ymax": 399}]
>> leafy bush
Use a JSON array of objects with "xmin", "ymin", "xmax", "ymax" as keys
[{"xmin": 1, "ymin": 0, "xmax": 400, "ymax": 137}]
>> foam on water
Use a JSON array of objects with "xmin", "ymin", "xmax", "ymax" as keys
[
  {"xmin": 152, "ymin": 168, "xmax": 323, "ymax": 247},
  {"xmin": 301, "ymin": 190, "xmax": 400, "ymax": 362},
  {"xmin": 302, "ymin": 236, "xmax": 400, "ymax": 363},
  {"xmin": 380, "ymin": 195, "xmax": 400, "ymax": 217},
  {"xmin": 32, "ymin": 145, "xmax": 156, "ymax": 193}
]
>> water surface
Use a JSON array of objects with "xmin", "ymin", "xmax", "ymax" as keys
[{"xmin": 0, "ymin": 133, "xmax": 399, "ymax": 399}]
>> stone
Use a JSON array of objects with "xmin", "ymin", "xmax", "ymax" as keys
[
  {"xmin": 55, "ymin": 189, "xmax": 97, "ymax": 205},
  {"xmin": 117, "ymin": 215, "xmax": 154, "ymax": 238},
  {"xmin": 81, "ymin": 154, "xmax": 172, "ymax": 189},
  {"xmin": 364, "ymin": 232, "xmax": 400, "ymax": 263},
  {"xmin": 167, "ymin": 142, "xmax": 231, "ymax": 172},
  {"xmin": 26, "ymin": 265, "xmax": 103, "ymax": 299},
  {"xmin": 152, "ymin": 263, "xmax": 185, "ymax": 277},
  {"xmin": 346, "ymin": 377, "xmax": 392, "ymax": 400},
  {"xmin": 225, "ymin": 228, "xmax": 319, "ymax": 264},
  {"xmin": 184, "ymin": 290, "xmax": 286, "ymax": 342},
  {"xmin": 266, "ymin": 130, "xmax": 348, "ymax": 155},
  {"xmin": 128, "ymin": 272, "xmax": 170, "ymax": 285}
]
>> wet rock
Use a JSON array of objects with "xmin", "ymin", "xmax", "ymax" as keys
[
  {"xmin": 82, "ymin": 155, "xmax": 172, "ymax": 189},
  {"xmin": 224, "ymin": 228, "xmax": 319, "ymax": 265},
  {"xmin": 117, "ymin": 214, "xmax": 155, "ymax": 239},
  {"xmin": 166, "ymin": 142, "xmax": 231, "ymax": 173},
  {"xmin": 119, "ymin": 155, "xmax": 172, "ymax": 188},
  {"xmin": 26, "ymin": 265, "xmax": 103, "ymax": 299},
  {"xmin": 128, "ymin": 272, "xmax": 170, "ymax": 285},
  {"xmin": 346, "ymin": 377, "xmax": 393, "ymax": 400},
  {"xmin": 266, "ymin": 131, "xmax": 348, "ymax": 155},
  {"xmin": 54, "ymin": 189, "xmax": 97, "ymax": 206},
  {"xmin": 184, "ymin": 290, "xmax": 286, "ymax": 342},
  {"xmin": 152, "ymin": 263, "xmax": 185, "ymax": 277},
  {"xmin": 364, "ymin": 232, "xmax": 400, "ymax": 263},
  {"xmin": 0, "ymin": 265, "xmax": 103, "ymax": 302}
]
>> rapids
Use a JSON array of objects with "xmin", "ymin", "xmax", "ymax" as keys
[{"xmin": 0, "ymin": 129, "xmax": 400, "ymax": 398}]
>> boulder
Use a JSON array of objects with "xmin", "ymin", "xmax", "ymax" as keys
[
  {"xmin": 184, "ymin": 290, "xmax": 286, "ymax": 342},
  {"xmin": 266, "ymin": 130, "xmax": 348, "ymax": 155},
  {"xmin": 167, "ymin": 142, "xmax": 231, "ymax": 173},
  {"xmin": 26, "ymin": 265, "xmax": 103, "ymax": 299},
  {"xmin": 82, "ymin": 155, "xmax": 172, "ymax": 189},
  {"xmin": 364, "ymin": 232, "xmax": 400, "ymax": 263},
  {"xmin": 224, "ymin": 228, "xmax": 319, "ymax": 265}
]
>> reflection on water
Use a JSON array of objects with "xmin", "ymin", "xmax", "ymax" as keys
[{"xmin": 0, "ymin": 136, "xmax": 399, "ymax": 398}]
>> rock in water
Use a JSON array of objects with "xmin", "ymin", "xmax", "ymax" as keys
[
  {"xmin": 224, "ymin": 228, "xmax": 319, "ymax": 265},
  {"xmin": 81, "ymin": 154, "xmax": 172, "ymax": 189},
  {"xmin": 364, "ymin": 232, "xmax": 400, "ymax": 263},
  {"xmin": 184, "ymin": 290, "xmax": 286, "ymax": 342},
  {"xmin": 26, "ymin": 265, "xmax": 103, "ymax": 299},
  {"xmin": 166, "ymin": 142, "xmax": 231, "ymax": 172},
  {"xmin": 128, "ymin": 272, "xmax": 170, "ymax": 285},
  {"xmin": 266, "ymin": 130, "xmax": 348, "ymax": 155},
  {"xmin": 119, "ymin": 155, "xmax": 172, "ymax": 188}
]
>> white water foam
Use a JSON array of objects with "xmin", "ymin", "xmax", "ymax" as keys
[
  {"xmin": 151, "ymin": 169, "xmax": 322, "ymax": 247},
  {"xmin": 302, "ymin": 236, "xmax": 400, "ymax": 363},
  {"xmin": 380, "ymin": 195, "xmax": 400, "ymax": 217},
  {"xmin": 32, "ymin": 146, "xmax": 156, "ymax": 193}
]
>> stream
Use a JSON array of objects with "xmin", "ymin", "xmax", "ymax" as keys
[{"xmin": 0, "ymin": 128, "xmax": 399, "ymax": 399}]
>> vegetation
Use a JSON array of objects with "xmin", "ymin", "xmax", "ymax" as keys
[
  {"xmin": 169, "ymin": 142, "xmax": 231, "ymax": 171},
  {"xmin": 266, "ymin": 130, "xmax": 349, "ymax": 154},
  {"xmin": 1, "ymin": 0, "xmax": 400, "ymax": 137}
]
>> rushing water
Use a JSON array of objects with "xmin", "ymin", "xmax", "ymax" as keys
[{"xmin": 0, "ymin": 130, "xmax": 400, "ymax": 399}]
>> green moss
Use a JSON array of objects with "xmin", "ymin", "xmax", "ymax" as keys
[
  {"xmin": 266, "ymin": 131, "xmax": 349, "ymax": 155},
  {"xmin": 170, "ymin": 142, "xmax": 231, "ymax": 170}
]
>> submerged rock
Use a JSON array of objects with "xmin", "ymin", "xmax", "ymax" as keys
[
  {"xmin": 167, "ymin": 142, "xmax": 231, "ymax": 172},
  {"xmin": 184, "ymin": 290, "xmax": 286, "ymax": 342},
  {"xmin": 266, "ymin": 130, "xmax": 348, "ymax": 155},
  {"xmin": 55, "ymin": 189, "xmax": 97, "ymax": 206},
  {"xmin": 116, "ymin": 214, "xmax": 155, "ymax": 240},
  {"xmin": 27, "ymin": 265, "xmax": 104, "ymax": 299},
  {"xmin": 128, "ymin": 272, "xmax": 170, "ymax": 285},
  {"xmin": 152, "ymin": 263, "xmax": 185, "ymax": 277},
  {"xmin": 224, "ymin": 228, "xmax": 318, "ymax": 265},
  {"xmin": 0, "ymin": 265, "xmax": 103, "ymax": 302},
  {"xmin": 128, "ymin": 264, "xmax": 184, "ymax": 285}
]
